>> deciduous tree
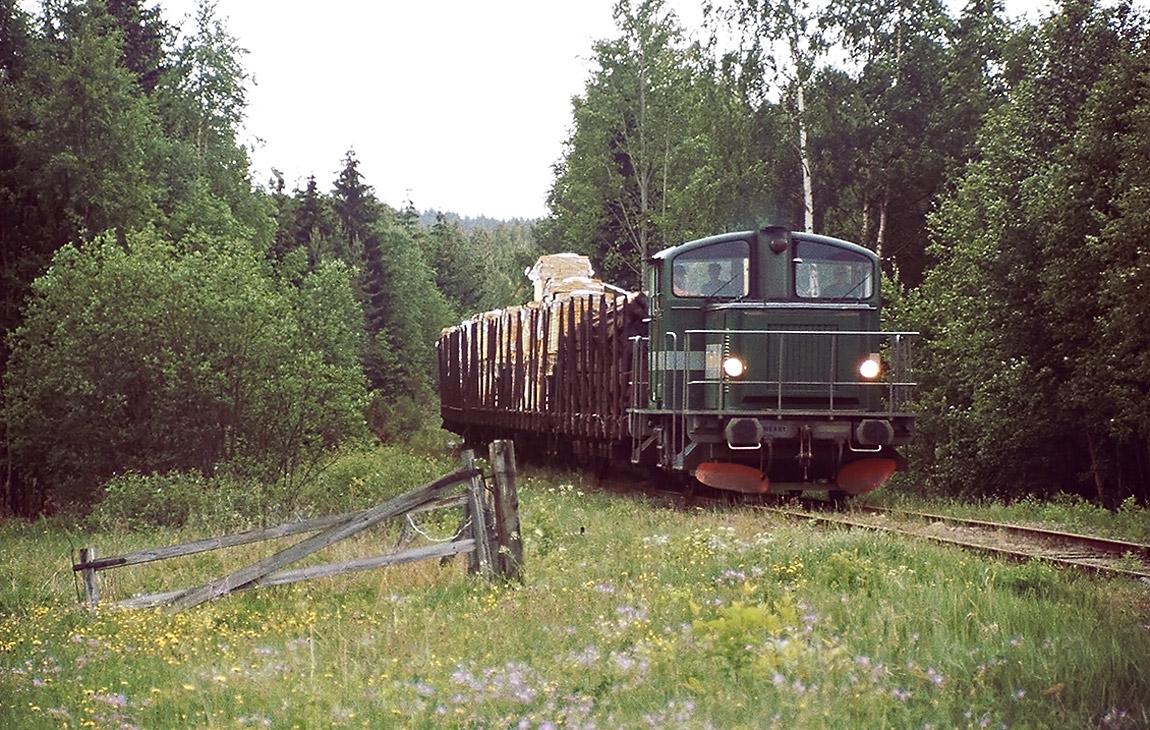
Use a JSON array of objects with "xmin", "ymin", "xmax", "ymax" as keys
[
  {"xmin": 912, "ymin": 0, "xmax": 1150, "ymax": 502},
  {"xmin": 542, "ymin": 0, "xmax": 697, "ymax": 287},
  {"xmin": 2, "ymin": 229, "xmax": 368, "ymax": 513}
]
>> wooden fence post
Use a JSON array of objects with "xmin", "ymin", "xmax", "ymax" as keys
[
  {"xmin": 79, "ymin": 547, "xmax": 99, "ymax": 606},
  {"xmin": 489, "ymin": 440, "xmax": 524, "ymax": 583},
  {"xmin": 460, "ymin": 449, "xmax": 495, "ymax": 580}
]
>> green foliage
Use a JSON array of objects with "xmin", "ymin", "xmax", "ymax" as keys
[
  {"xmin": 151, "ymin": 0, "xmax": 271, "ymax": 248},
  {"xmin": 866, "ymin": 490, "xmax": 1150, "ymax": 544},
  {"xmin": 365, "ymin": 392, "xmax": 437, "ymax": 440},
  {"xmin": 360, "ymin": 221, "xmax": 453, "ymax": 402},
  {"xmin": 89, "ymin": 442, "xmax": 460, "ymax": 530},
  {"xmin": 541, "ymin": 0, "xmax": 1006, "ymax": 293},
  {"xmin": 818, "ymin": 548, "xmax": 874, "ymax": 591},
  {"xmin": 267, "ymin": 154, "xmax": 533, "ymax": 440},
  {"xmin": 22, "ymin": 0, "xmax": 161, "ymax": 239},
  {"xmin": 88, "ymin": 471, "xmax": 251, "ymax": 531},
  {"xmin": 0, "ymin": 0, "xmax": 529, "ymax": 519},
  {"xmin": 911, "ymin": 0, "xmax": 1150, "ymax": 503},
  {"xmin": 419, "ymin": 214, "xmax": 540, "ymax": 317},
  {"xmin": 809, "ymin": 0, "xmax": 981, "ymax": 281},
  {"xmin": 996, "ymin": 560, "xmax": 1064, "ymax": 599},
  {"xmin": 691, "ymin": 595, "xmax": 800, "ymax": 676},
  {"xmin": 0, "ymin": 0, "xmax": 161, "ymax": 356},
  {"xmin": 2, "ymin": 228, "xmax": 368, "ymax": 510},
  {"xmin": 541, "ymin": 0, "xmax": 704, "ymax": 288},
  {"xmin": 0, "ymin": 0, "xmax": 271, "ymax": 424},
  {"xmin": 296, "ymin": 443, "xmax": 459, "ymax": 512}
]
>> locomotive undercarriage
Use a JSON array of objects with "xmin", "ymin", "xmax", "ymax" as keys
[
  {"xmin": 448, "ymin": 405, "xmax": 909, "ymax": 498},
  {"xmin": 630, "ymin": 410, "xmax": 912, "ymax": 496}
]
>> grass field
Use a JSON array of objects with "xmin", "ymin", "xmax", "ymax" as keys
[{"xmin": 2, "ymin": 442, "xmax": 1149, "ymax": 729}]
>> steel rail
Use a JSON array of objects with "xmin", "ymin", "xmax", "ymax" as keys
[
  {"xmin": 602, "ymin": 479, "xmax": 1150, "ymax": 579},
  {"xmin": 764, "ymin": 505, "xmax": 1150, "ymax": 581},
  {"xmin": 594, "ymin": 476, "xmax": 1150, "ymax": 580},
  {"xmin": 852, "ymin": 505, "xmax": 1150, "ymax": 560}
]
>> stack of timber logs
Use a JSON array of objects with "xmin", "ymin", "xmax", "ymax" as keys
[{"xmin": 439, "ymin": 255, "xmax": 647, "ymax": 452}]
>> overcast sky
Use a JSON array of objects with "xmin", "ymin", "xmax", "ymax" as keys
[{"xmin": 158, "ymin": 0, "xmax": 1061, "ymax": 220}]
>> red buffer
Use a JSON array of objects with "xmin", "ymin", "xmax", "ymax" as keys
[
  {"xmin": 835, "ymin": 459, "xmax": 897, "ymax": 495},
  {"xmin": 695, "ymin": 462, "xmax": 771, "ymax": 495}
]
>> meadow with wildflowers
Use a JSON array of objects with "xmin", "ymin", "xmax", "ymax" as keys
[{"xmin": 2, "ymin": 441, "xmax": 1149, "ymax": 729}]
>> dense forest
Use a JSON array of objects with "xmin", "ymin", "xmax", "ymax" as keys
[{"xmin": 1, "ymin": 0, "xmax": 1147, "ymax": 517}]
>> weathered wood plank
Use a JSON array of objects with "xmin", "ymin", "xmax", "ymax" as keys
[
  {"xmin": 461, "ymin": 450, "xmax": 481, "ymax": 575},
  {"xmin": 603, "ymin": 295, "xmax": 611, "ymax": 436},
  {"xmin": 168, "ymin": 468, "xmax": 478, "ymax": 610},
  {"xmin": 468, "ymin": 325, "xmax": 479, "ymax": 405},
  {"xmin": 542, "ymin": 306, "xmax": 553, "ymax": 418},
  {"xmin": 490, "ymin": 440, "xmax": 524, "ymax": 583},
  {"xmin": 567, "ymin": 299, "xmax": 577, "ymax": 430},
  {"xmin": 514, "ymin": 309, "xmax": 525, "ymax": 420},
  {"xmin": 116, "ymin": 540, "xmax": 476, "ymax": 610},
  {"xmin": 72, "ymin": 495, "xmax": 468, "ymax": 573},
  {"xmin": 459, "ymin": 450, "xmax": 494, "ymax": 579},
  {"xmin": 74, "ymin": 514, "xmax": 353, "ymax": 572},
  {"xmin": 486, "ymin": 316, "xmax": 496, "ymax": 408},
  {"xmin": 581, "ymin": 295, "xmax": 591, "ymax": 435},
  {"xmin": 467, "ymin": 472, "xmax": 495, "ymax": 580}
]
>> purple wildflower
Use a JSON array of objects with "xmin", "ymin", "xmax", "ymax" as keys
[{"xmin": 93, "ymin": 692, "xmax": 128, "ymax": 708}]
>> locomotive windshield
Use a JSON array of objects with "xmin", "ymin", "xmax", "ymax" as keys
[
  {"xmin": 794, "ymin": 240, "xmax": 874, "ymax": 300},
  {"xmin": 671, "ymin": 239, "xmax": 749, "ymax": 298}
]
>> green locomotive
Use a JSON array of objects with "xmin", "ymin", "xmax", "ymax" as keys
[{"xmin": 438, "ymin": 226, "xmax": 915, "ymax": 497}]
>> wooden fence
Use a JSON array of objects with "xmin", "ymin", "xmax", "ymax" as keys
[{"xmin": 72, "ymin": 440, "xmax": 524, "ymax": 611}]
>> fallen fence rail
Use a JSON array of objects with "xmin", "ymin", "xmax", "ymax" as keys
[{"xmin": 73, "ymin": 440, "xmax": 524, "ymax": 611}]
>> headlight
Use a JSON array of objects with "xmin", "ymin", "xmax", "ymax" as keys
[
  {"xmin": 722, "ymin": 356, "xmax": 745, "ymax": 378},
  {"xmin": 859, "ymin": 355, "xmax": 881, "ymax": 380}
]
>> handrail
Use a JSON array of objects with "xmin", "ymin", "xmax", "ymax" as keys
[{"xmin": 680, "ymin": 328, "xmax": 917, "ymax": 415}]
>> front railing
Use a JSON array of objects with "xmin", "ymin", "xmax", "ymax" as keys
[
  {"xmin": 629, "ymin": 328, "xmax": 917, "ymax": 469},
  {"xmin": 677, "ymin": 328, "xmax": 918, "ymax": 416}
]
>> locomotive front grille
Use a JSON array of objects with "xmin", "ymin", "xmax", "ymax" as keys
[
  {"xmin": 680, "ymin": 327, "xmax": 915, "ymax": 417},
  {"xmin": 766, "ymin": 324, "xmax": 839, "ymax": 400}
]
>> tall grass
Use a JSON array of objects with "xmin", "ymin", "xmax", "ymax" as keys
[
  {"xmin": 2, "ymin": 444, "xmax": 1148, "ymax": 729},
  {"xmin": 874, "ymin": 483, "xmax": 1150, "ymax": 543}
]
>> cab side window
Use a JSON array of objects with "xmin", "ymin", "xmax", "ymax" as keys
[
  {"xmin": 794, "ymin": 241, "xmax": 873, "ymax": 300},
  {"xmin": 671, "ymin": 240, "xmax": 750, "ymax": 298}
]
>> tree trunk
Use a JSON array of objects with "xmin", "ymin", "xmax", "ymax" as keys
[
  {"xmin": 860, "ymin": 173, "xmax": 873, "ymax": 246},
  {"xmin": 1086, "ymin": 430, "xmax": 1107, "ymax": 504},
  {"xmin": 637, "ymin": 51, "xmax": 650, "ymax": 264},
  {"xmin": 876, "ymin": 184, "xmax": 889, "ymax": 261},
  {"xmin": 797, "ymin": 81, "xmax": 814, "ymax": 232},
  {"xmin": 1, "ymin": 437, "xmax": 9, "ymax": 517}
]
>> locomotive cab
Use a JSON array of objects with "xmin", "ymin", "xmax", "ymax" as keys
[{"xmin": 635, "ymin": 226, "xmax": 915, "ymax": 496}]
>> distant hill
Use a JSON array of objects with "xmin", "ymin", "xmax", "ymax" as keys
[{"xmin": 417, "ymin": 210, "xmax": 538, "ymax": 233}]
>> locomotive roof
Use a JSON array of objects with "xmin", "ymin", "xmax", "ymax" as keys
[{"xmin": 651, "ymin": 228, "xmax": 878, "ymax": 262}]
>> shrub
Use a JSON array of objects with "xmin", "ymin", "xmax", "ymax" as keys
[
  {"xmin": 88, "ymin": 471, "xmax": 267, "ymax": 531},
  {"xmin": 2, "ymin": 230, "xmax": 369, "ymax": 511}
]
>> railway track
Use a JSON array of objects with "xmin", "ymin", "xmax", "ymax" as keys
[
  {"xmin": 766, "ymin": 504, "xmax": 1150, "ymax": 581},
  {"xmin": 598, "ymin": 476, "xmax": 1150, "ymax": 580}
]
